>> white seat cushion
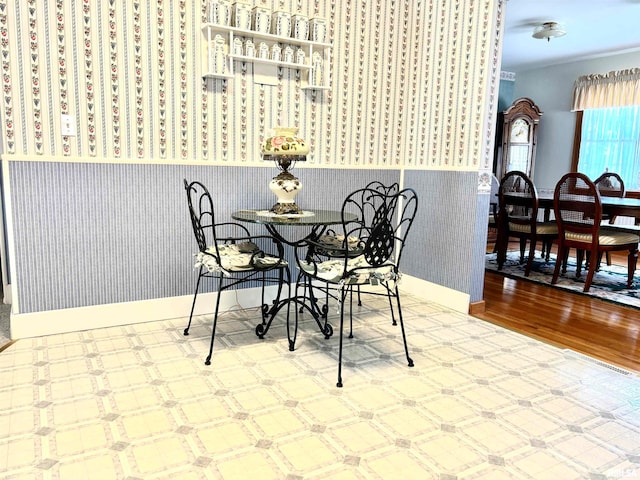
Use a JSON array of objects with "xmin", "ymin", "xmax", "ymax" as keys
[
  {"xmin": 299, "ymin": 254, "xmax": 395, "ymax": 284},
  {"xmin": 195, "ymin": 242, "xmax": 286, "ymax": 274},
  {"xmin": 508, "ymin": 221, "xmax": 558, "ymax": 235},
  {"xmin": 565, "ymin": 230, "xmax": 640, "ymax": 246},
  {"xmin": 318, "ymin": 233, "xmax": 360, "ymax": 250},
  {"xmin": 316, "ymin": 233, "xmax": 362, "ymax": 256}
]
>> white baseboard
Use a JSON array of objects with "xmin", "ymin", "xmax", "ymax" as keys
[
  {"xmin": 9, "ymin": 276, "xmax": 468, "ymax": 339},
  {"xmin": 10, "ymin": 285, "xmax": 281, "ymax": 339},
  {"xmin": 399, "ymin": 275, "xmax": 470, "ymax": 313},
  {"xmin": 3, "ymin": 282, "xmax": 11, "ymax": 305}
]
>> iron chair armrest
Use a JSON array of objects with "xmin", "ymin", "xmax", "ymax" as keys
[
  {"xmin": 214, "ymin": 221, "xmax": 252, "ymax": 238},
  {"xmin": 207, "ymin": 234, "xmax": 287, "ymax": 270}
]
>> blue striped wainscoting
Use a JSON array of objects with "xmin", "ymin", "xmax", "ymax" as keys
[
  {"xmin": 403, "ymin": 170, "xmax": 481, "ymax": 299},
  {"xmin": 8, "ymin": 162, "xmax": 406, "ymax": 313}
]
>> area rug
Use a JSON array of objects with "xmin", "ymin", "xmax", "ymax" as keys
[{"xmin": 485, "ymin": 251, "xmax": 640, "ymax": 311}]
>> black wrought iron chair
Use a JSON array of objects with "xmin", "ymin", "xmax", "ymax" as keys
[
  {"xmin": 313, "ymin": 181, "xmax": 400, "ymax": 320},
  {"xmin": 496, "ymin": 171, "xmax": 558, "ymax": 276},
  {"xmin": 552, "ymin": 172, "xmax": 639, "ymax": 292},
  {"xmin": 183, "ymin": 179, "xmax": 290, "ymax": 365},
  {"xmin": 293, "ymin": 186, "xmax": 418, "ymax": 387}
]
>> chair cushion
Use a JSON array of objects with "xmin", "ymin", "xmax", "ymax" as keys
[
  {"xmin": 299, "ymin": 254, "xmax": 395, "ymax": 284},
  {"xmin": 195, "ymin": 242, "xmax": 286, "ymax": 273},
  {"xmin": 565, "ymin": 230, "xmax": 640, "ymax": 246},
  {"xmin": 316, "ymin": 233, "xmax": 362, "ymax": 256},
  {"xmin": 508, "ymin": 221, "xmax": 558, "ymax": 235}
]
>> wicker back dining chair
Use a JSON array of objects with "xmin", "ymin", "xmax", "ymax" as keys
[
  {"xmin": 496, "ymin": 171, "xmax": 558, "ymax": 276},
  {"xmin": 594, "ymin": 172, "xmax": 625, "ymax": 203},
  {"xmin": 594, "ymin": 172, "xmax": 626, "ymax": 266},
  {"xmin": 293, "ymin": 186, "xmax": 418, "ymax": 387},
  {"xmin": 183, "ymin": 179, "xmax": 290, "ymax": 365},
  {"xmin": 552, "ymin": 172, "xmax": 639, "ymax": 292}
]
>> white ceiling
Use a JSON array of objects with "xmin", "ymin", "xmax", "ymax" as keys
[{"xmin": 501, "ymin": 0, "xmax": 640, "ymax": 72}]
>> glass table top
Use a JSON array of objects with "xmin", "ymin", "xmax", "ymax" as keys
[{"xmin": 232, "ymin": 209, "xmax": 356, "ymax": 226}]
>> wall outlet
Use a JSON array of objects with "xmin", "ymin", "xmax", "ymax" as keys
[{"xmin": 61, "ymin": 114, "xmax": 76, "ymax": 136}]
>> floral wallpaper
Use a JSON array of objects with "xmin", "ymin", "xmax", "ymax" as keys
[{"xmin": 0, "ymin": 0, "xmax": 501, "ymax": 171}]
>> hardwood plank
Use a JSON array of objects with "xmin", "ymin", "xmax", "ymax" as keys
[{"xmin": 475, "ymin": 257, "xmax": 640, "ymax": 374}]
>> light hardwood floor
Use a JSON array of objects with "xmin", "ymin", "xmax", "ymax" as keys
[{"xmin": 477, "ymin": 238, "xmax": 640, "ymax": 374}]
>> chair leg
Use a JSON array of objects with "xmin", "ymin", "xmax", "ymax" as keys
[
  {"xmin": 348, "ymin": 286, "xmax": 354, "ymax": 339},
  {"xmin": 205, "ymin": 276, "xmax": 225, "ymax": 365},
  {"xmin": 386, "ymin": 284, "xmax": 397, "ymax": 326},
  {"xmin": 627, "ymin": 248, "xmax": 638, "ymax": 289},
  {"xmin": 299, "ymin": 280, "xmax": 306, "ymax": 314},
  {"xmin": 562, "ymin": 248, "xmax": 570, "ymax": 273},
  {"xmin": 297, "ymin": 269, "xmax": 316, "ymax": 346},
  {"xmin": 576, "ymin": 249, "xmax": 585, "ymax": 278},
  {"xmin": 551, "ymin": 244, "xmax": 565, "ymax": 284},
  {"xmin": 594, "ymin": 252, "xmax": 603, "ymax": 271},
  {"xmin": 336, "ymin": 287, "xmax": 348, "ymax": 388},
  {"xmin": 287, "ymin": 268, "xmax": 299, "ymax": 352},
  {"xmin": 184, "ymin": 267, "xmax": 204, "ymax": 336},
  {"xmin": 260, "ymin": 271, "xmax": 267, "ymax": 325},
  {"xmin": 524, "ymin": 239, "xmax": 536, "ymax": 276},
  {"xmin": 544, "ymin": 240, "xmax": 552, "ymax": 262},
  {"xmin": 582, "ymin": 251, "xmax": 598, "ymax": 292},
  {"xmin": 324, "ymin": 282, "xmax": 330, "ymax": 319},
  {"xmin": 496, "ymin": 228, "xmax": 508, "ymax": 270},
  {"xmin": 519, "ymin": 238, "xmax": 526, "ymax": 263},
  {"xmin": 394, "ymin": 285, "xmax": 414, "ymax": 368}
]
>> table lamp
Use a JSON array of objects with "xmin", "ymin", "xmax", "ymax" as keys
[{"xmin": 261, "ymin": 127, "xmax": 309, "ymax": 215}]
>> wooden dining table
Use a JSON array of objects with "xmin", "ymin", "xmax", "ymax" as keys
[
  {"xmin": 497, "ymin": 190, "xmax": 640, "ymax": 264},
  {"xmin": 534, "ymin": 191, "xmax": 640, "ymax": 225}
]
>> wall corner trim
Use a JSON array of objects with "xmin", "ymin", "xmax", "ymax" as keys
[
  {"xmin": 400, "ymin": 275, "xmax": 470, "ymax": 314},
  {"xmin": 468, "ymin": 300, "xmax": 486, "ymax": 315}
]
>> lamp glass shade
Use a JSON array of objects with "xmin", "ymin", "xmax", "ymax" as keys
[
  {"xmin": 260, "ymin": 126, "xmax": 310, "ymax": 157},
  {"xmin": 261, "ymin": 127, "xmax": 308, "ymax": 215}
]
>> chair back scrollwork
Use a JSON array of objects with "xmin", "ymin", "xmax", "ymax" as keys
[
  {"xmin": 339, "ymin": 186, "xmax": 418, "ymax": 279},
  {"xmin": 184, "ymin": 179, "xmax": 216, "ymax": 254},
  {"xmin": 293, "ymin": 185, "xmax": 419, "ymax": 387}
]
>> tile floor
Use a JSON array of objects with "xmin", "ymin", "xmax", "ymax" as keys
[{"xmin": 1, "ymin": 293, "xmax": 639, "ymax": 479}]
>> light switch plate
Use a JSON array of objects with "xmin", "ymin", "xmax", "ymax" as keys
[{"xmin": 61, "ymin": 114, "xmax": 76, "ymax": 136}]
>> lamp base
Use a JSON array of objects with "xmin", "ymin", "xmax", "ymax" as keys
[
  {"xmin": 269, "ymin": 171, "xmax": 303, "ymax": 215},
  {"xmin": 269, "ymin": 202, "xmax": 303, "ymax": 215}
]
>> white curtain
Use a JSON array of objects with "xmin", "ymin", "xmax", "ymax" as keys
[{"xmin": 571, "ymin": 68, "xmax": 640, "ymax": 111}]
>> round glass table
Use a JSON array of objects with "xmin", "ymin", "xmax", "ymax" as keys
[
  {"xmin": 232, "ymin": 208, "xmax": 357, "ymax": 348},
  {"xmin": 232, "ymin": 209, "xmax": 357, "ymax": 245}
]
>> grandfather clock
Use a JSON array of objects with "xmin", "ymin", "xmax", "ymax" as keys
[{"xmin": 498, "ymin": 97, "xmax": 542, "ymax": 180}]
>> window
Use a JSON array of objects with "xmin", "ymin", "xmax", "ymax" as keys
[
  {"xmin": 571, "ymin": 68, "xmax": 640, "ymax": 192},
  {"xmin": 576, "ymin": 105, "xmax": 640, "ymax": 190}
]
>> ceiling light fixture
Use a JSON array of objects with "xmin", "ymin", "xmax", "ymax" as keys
[{"xmin": 532, "ymin": 21, "xmax": 566, "ymax": 42}]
